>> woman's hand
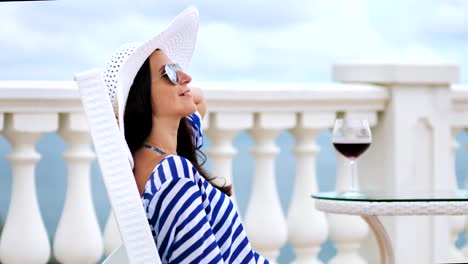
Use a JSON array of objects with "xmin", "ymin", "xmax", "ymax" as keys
[{"xmin": 190, "ymin": 86, "xmax": 206, "ymax": 119}]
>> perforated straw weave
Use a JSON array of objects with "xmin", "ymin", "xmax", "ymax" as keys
[
  {"xmin": 75, "ymin": 69, "xmax": 161, "ymax": 264},
  {"xmin": 315, "ymin": 199, "xmax": 468, "ymax": 216}
]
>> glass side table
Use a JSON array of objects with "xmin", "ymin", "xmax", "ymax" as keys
[{"xmin": 312, "ymin": 191, "xmax": 468, "ymax": 264}]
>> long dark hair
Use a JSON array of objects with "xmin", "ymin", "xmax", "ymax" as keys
[{"xmin": 124, "ymin": 58, "xmax": 232, "ymax": 196}]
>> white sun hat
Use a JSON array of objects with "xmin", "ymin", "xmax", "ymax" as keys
[{"xmin": 102, "ymin": 6, "xmax": 199, "ymax": 168}]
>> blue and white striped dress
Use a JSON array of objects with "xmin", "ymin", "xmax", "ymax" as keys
[{"xmin": 141, "ymin": 112, "xmax": 269, "ymax": 263}]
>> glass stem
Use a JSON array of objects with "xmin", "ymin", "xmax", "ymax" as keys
[{"xmin": 350, "ymin": 159, "xmax": 358, "ymax": 192}]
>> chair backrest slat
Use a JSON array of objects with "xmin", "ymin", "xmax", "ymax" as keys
[{"xmin": 75, "ymin": 69, "xmax": 161, "ymax": 264}]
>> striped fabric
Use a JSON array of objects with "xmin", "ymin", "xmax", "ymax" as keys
[
  {"xmin": 186, "ymin": 111, "xmax": 204, "ymax": 150},
  {"xmin": 141, "ymin": 155, "xmax": 270, "ymax": 263}
]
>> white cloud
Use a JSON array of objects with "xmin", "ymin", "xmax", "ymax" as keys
[
  {"xmin": 0, "ymin": 0, "xmax": 465, "ymax": 82},
  {"xmin": 428, "ymin": 0, "xmax": 468, "ymax": 36},
  {"xmin": 137, "ymin": 0, "xmax": 316, "ymax": 26},
  {"xmin": 191, "ymin": 0, "xmax": 393, "ymax": 81}
]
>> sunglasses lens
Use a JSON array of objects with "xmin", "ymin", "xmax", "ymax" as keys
[{"xmin": 165, "ymin": 64, "xmax": 178, "ymax": 84}]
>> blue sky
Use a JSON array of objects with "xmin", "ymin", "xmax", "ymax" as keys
[{"xmin": 0, "ymin": 0, "xmax": 467, "ymax": 83}]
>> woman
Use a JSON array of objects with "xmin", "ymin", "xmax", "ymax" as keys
[{"xmin": 102, "ymin": 7, "xmax": 269, "ymax": 264}]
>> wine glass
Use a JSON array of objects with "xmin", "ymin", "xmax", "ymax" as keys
[{"xmin": 332, "ymin": 118, "xmax": 372, "ymax": 198}]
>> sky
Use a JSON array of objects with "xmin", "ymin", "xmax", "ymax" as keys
[{"xmin": 0, "ymin": 0, "xmax": 467, "ymax": 83}]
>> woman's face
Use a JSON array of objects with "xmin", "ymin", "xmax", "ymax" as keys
[{"xmin": 148, "ymin": 50, "xmax": 196, "ymax": 119}]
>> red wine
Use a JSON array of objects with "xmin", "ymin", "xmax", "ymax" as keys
[{"xmin": 333, "ymin": 142, "xmax": 370, "ymax": 159}]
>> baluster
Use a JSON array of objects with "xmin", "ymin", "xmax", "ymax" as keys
[
  {"xmin": 446, "ymin": 129, "xmax": 465, "ymax": 262},
  {"xmin": 287, "ymin": 112, "xmax": 332, "ymax": 264},
  {"xmin": 0, "ymin": 113, "xmax": 57, "ymax": 264},
  {"xmin": 328, "ymin": 156, "xmax": 368, "ymax": 264},
  {"xmin": 103, "ymin": 211, "xmax": 121, "ymax": 256},
  {"xmin": 245, "ymin": 112, "xmax": 295, "ymax": 262},
  {"xmin": 53, "ymin": 113, "xmax": 103, "ymax": 263},
  {"xmin": 205, "ymin": 112, "xmax": 253, "ymax": 206}
]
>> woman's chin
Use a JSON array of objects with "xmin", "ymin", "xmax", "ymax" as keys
[{"xmin": 180, "ymin": 105, "xmax": 197, "ymax": 117}]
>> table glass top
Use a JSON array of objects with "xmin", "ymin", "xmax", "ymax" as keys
[{"xmin": 312, "ymin": 190, "xmax": 468, "ymax": 202}]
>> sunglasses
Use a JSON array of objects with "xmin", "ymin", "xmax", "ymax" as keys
[{"xmin": 161, "ymin": 63, "xmax": 183, "ymax": 85}]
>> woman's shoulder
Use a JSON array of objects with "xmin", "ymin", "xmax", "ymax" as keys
[{"xmin": 147, "ymin": 154, "xmax": 200, "ymax": 192}]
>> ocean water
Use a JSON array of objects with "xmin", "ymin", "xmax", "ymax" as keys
[{"xmin": 0, "ymin": 129, "xmax": 467, "ymax": 263}]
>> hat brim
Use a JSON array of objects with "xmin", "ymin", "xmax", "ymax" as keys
[{"xmin": 114, "ymin": 6, "xmax": 199, "ymax": 168}]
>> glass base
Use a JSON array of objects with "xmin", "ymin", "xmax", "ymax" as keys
[{"xmin": 338, "ymin": 190, "xmax": 367, "ymax": 199}]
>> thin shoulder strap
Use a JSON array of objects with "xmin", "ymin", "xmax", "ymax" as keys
[{"xmin": 75, "ymin": 69, "xmax": 161, "ymax": 264}]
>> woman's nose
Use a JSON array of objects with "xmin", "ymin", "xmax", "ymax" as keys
[{"xmin": 177, "ymin": 71, "xmax": 192, "ymax": 85}]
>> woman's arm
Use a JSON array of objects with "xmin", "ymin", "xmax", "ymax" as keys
[
  {"xmin": 185, "ymin": 87, "xmax": 205, "ymax": 149},
  {"xmin": 190, "ymin": 86, "xmax": 206, "ymax": 119}
]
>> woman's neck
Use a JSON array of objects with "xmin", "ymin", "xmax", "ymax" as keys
[{"xmin": 144, "ymin": 116, "xmax": 179, "ymax": 155}]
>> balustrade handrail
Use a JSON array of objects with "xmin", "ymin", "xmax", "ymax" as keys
[
  {"xmin": 4, "ymin": 81, "xmax": 468, "ymax": 132},
  {"xmin": 0, "ymin": 81, "xmax": 390, "ymax": 113},
  {"xmin": 451, "ymin": 84, "xmax": 468, "ymax": 107}
]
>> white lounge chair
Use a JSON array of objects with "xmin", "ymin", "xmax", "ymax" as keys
[{"xmin": 75, "ymin": 69, "xmax": 162, "ymax": 264}]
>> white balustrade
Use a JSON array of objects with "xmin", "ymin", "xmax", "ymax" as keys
[
  {"xmin": 287, "ymin": 112, "xmax": 333, "ymax": 264},
  {"xmin": 0, "ymin": 113, "xmax": 57, "ymax": 264},
  {"xmin": 336, "ymin": 63, "xmax": 459, "ymax": 263},
  {"xmin": 205, "ymin": 112, "xmax": 253, "ymax": 207},
  {"xmin": 244, "ymin": 112, "xmax": 295, "ymax": 262},
  {"xmin": 53, "ymin": 113, "xmax": 103, "ymax": 264},
  {"xmin": 3, "ymin": 74, "xmax": 468, "ymax": 263}
]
